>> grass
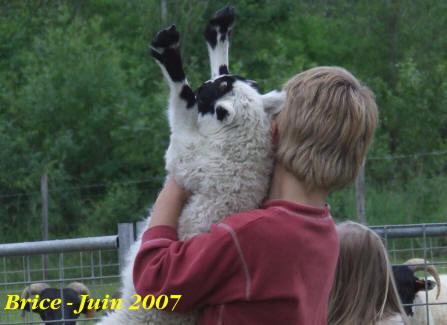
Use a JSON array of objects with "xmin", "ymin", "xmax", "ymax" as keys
[{"xmin": 327, "ymin": 175, "xmax": 447, "ymax": 225}]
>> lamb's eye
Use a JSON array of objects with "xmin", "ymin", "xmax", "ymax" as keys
[
  {"xmin": 219, "ymin": 81, "xmax": 228, "ymax": 92},
  {"xmin": 216, "ymin": 105, "xmax": 229, "ymax": 121},
  {"xmin": 248, "ymin": 80, "xmax": 258, "ymax": 90}
]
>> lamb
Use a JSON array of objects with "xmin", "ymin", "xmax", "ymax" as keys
[
  {"xmin": 96, "ymin": 6, "xmax": 284, "ymax": 325},
  {"xmin": 392, "ymin": 258, "xmax": 442, "ymax": 325},
  {"xmin": 21, "ymin": 282, "xmax": 96, "ymax": 325}
]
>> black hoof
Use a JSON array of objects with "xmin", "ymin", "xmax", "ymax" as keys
[
  {"xmin": 210, "ymin": 6, "xmax": 235, "ymax": 31},
  {"xmin": 151, "ymin": 25, "xmax": 179, "ymax": 51},
  {"xmin": 205, "ymin": 6, "xmax": 235, "ymax": 48},
  {"xmin": 150, "ymin": 25, "xmax": 185, "ymax": 82}
]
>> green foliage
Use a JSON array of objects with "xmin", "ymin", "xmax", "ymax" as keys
[{"xmin": 0, "ymin": 0, "xmax": 446, "ymax": 242}]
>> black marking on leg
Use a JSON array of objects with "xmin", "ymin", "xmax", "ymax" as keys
[
  {"xmin": 216, "ymin": 106, "xmax": 229, "ymax": 121},
  {"xmin": 151, "ymin": 25, "xmax": 179, "ymax": 48},
  {"xmin": 212, "ymin": 6, "xmax": 235, "ymax": 34},
  {"xmin": 219, "ymin": 65, "xmax": 229, "ymax": 75},
  {"xmin": 205, "ymin": 6, "xmax": 235, "ymax": 49},
  {"xmin": 151, "ymin": 25, "xmax": 185, "ymax": 82},
  {"xmin": 161, "ymin": 48, "xmax": 185, "ymax": 82},
  {"xmin": 180, "ymin": 85, "xmax": 196, "ymax": 109},
  {"xmin": 150, "ymin": 49, "xmax": 163, "ymax": 62},
  {"xmin": 204, "ymin": 27, "xmax": 218, "ymax": 49}
]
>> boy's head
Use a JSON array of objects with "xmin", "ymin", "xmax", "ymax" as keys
[{"xmin": 275, "ymin": 66, "xmax": 378, "ymax": 191}]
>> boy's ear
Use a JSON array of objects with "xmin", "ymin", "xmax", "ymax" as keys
[{"xmin": 262, "ymin": 90, "xmax": 285, "ymax": 118}]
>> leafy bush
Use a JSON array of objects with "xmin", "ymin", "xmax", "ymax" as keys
[{"xmin": 1, "ymin": 0, "xmax": 446, "ymax": 242}]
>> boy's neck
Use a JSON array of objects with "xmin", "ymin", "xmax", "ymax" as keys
[{"xmin": 267, "ymin": 163, "xmax": 329, "ymax": 208}]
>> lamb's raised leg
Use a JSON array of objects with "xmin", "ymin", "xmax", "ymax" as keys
[
  {"xmin": 151, "ymin": 25, "xmax": 197, "ymax": 132},
  {"xmin": 205, "ymin": 6, "xmax": 235, "ymax": 78}
]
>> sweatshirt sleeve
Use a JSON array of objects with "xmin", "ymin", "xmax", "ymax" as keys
[{"xmin": 132, "ymin": 224, "xmax": 246, "ymax": 313}]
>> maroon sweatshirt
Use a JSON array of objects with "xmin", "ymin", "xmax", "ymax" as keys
[{"xmin": 133, "ymin": 200, "xmax": 339, "ymax": 325}]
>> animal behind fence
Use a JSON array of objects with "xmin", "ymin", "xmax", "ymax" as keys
[
  {"xmin": 21, "ymin": 282, "xmax": 96, "ymax": 325},
  {"xmin": 96, "ymin": 5, "xmax": 284, "ymax": 325},
  {"xmin": 392, "ymin": 258, "xmax": 446, "ymax": 325}
]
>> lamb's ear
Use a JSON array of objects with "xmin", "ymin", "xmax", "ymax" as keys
[{"xmin": 262, "ymin": 90, "xmax": 286, "ymax": 118}]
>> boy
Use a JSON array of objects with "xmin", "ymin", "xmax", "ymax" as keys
[{"xmin": 133, "ymin": 66, "xmax": 378, "ymax": 324}]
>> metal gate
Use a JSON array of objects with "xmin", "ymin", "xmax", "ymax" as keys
[
  {"xmin": 372, "ymin": 223, "xmax": 447, "ymax": 324},
  {"xmin": 0, "ymin": 222, "xmax": 445, "ymax": 324}
]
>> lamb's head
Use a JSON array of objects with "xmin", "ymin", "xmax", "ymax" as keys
[
  {"xmin": 155, "ymin": 6, "xmax": 285, "ymax": 191},
  {"xmin": 193, "ymin": 5, "xmax": 284, "ymax": 134},
  {"xmin": 196, "ymin": 75, "xmax": 285, "ymax": 135}
]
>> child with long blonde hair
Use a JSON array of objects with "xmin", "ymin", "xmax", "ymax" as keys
[{"xmin": 327, "ymin": 221, "xmax": 409, "ymax": 325}]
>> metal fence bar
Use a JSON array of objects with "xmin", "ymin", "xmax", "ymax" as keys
[
  {"xmin": 118, "ymin": 223, "xmax": 134, "ymax": 274},
  {"xmin": 58, "ymin": 253, "xmax": 65, "ymax": 323},
  {"xmin": 373, "ymin": 223, "xmax": 447, "ymax": 325},
  {"xmin": 0, "ymin": 222, "xmax": 444, "ymax": 325},
  {"xmin": 1, "ymin": 257, "xmax": 5, "ymax": 323},
  {"xmin": 389, "ymin": 245, "xmax": 447, "ymax": 253},
  {"xmin": 0, "ymin": 232, "xmax": 120, "ymax": 325},
  {"xmin": 10, "ymin": 262, "xmax": 119, "ymax": 273},
  {"xmin": 371, "ymin": 223, "xmax": 447, "ymax": 238},
  {"xmin": 0, "ymin": 275, "xmax": 120, "ymax": 288},
  {"xmin": 99, "ymin": 250, "xmax": 103, "ymax": 285},
  {"xmin": 136, "ymin": 220, "xmax": 147, "ymax": 238},
  {"xmin": 410, "ymin": 238, "xmax": 415, "ymax": 258},
  {"xmin": 0, "ymin": 236, "xmax": 118, "ymax": 257},
  {"xmin": 422, "ymin": 224, "xmax": 430, "ymax": 325}
]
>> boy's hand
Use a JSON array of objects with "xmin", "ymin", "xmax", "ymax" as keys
[{"xmin": 149, "ymin": 176, "xmax": 191, "ymax": 228}]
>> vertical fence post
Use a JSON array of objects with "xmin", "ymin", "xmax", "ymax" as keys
[
  {"xmin": 355, "ymin": 165, "xmax": 366, "ymax": 224},
  {"xmin": 118, "ymin": 223, "xmax": 134, "ymax": 274},
  {"xmin": 41, "ymin": 174, "xmax": 49, "ymax": 279},
  {"xmin": 161, "ymin": 0, "xmax": 167, "ymax": 24},
  {"xmin": 41, "ymin": 174, "xmax": 48, "ymax": 240},
  {"xmin": 136, "ymin": 221, "xmax": 147, "ymax": 239}
]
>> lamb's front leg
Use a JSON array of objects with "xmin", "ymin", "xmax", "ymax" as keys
[
  {"xmin": 205, "ymin": 6, "xmax": 235, "ymax": 78},
  {"xmin": 151, "ymin": 25, "xmax": 197, "ymax": 132}
]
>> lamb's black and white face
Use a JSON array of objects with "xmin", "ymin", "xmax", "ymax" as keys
[{"xmin": 195, "ymin": 75, "xmax": 263, "ymax": 133}]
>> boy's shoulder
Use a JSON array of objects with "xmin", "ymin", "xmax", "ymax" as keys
[
  {"xmin": 216, "ymin": 199, "xmax": 338, "ymax": 275},
  {"xmin": 219, "ymin": 206, "xmax": 268, "ymax": 230},
  {"xmin": 219, "ymin": 199, "xmax": 335, "ymax": 237}
]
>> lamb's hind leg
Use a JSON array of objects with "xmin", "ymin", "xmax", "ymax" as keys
[
  {"xmin": 205, "ymin": 6, "xmax": 235, "ymax": 78},
  {"xmin": 151, "ymin": 25, "xmax": 197, "ymax": 132}
]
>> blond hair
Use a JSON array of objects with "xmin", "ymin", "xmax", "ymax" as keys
[
  {"xmin": 275, "ymin": 67, "xmax": 378, "ymax": 190},
  {"xmin": 327, "ymin": 221, "xmax": 409, "ymax": 325}
]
